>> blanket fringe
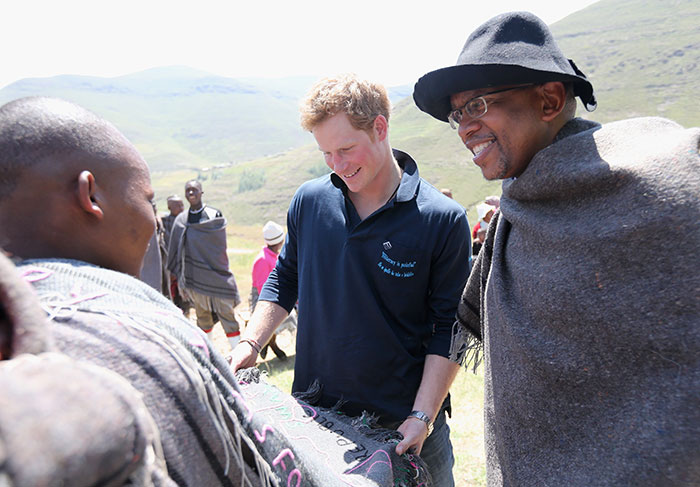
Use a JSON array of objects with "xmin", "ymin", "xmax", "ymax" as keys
[{"xmin": 448, "ymin": 320, "xmax": 483, "ymax": 373}]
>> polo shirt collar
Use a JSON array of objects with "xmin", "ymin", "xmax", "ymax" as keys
[{"xmin": 329, "ymin": 148, "xmax": 419, "ymax": 203}]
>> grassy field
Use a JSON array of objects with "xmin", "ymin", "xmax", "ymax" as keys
[{"xmin": 211, "ymin": 225, "xmax": 487, "ymax": 485}]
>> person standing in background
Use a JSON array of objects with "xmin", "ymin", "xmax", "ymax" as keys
[
  {"xmin": 161, "ymin": 195, "xmax": 184, "ymax": 247},
  {"xmin": 167, "ymin": 180, "xmax": 242, "ymax": 350},
  {"xmin": 250, "ymin": 220, "xmax": 290, "ymax": 360}
]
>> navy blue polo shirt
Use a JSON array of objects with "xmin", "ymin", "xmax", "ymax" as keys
[{"xmin": 260, "ymin": 149, "xmax": 471, "ymax": 422}]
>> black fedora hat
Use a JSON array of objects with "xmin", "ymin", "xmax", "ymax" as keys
[{"xmin": 413, "ymin": 11, "xmax": 596, "ymax": 122}]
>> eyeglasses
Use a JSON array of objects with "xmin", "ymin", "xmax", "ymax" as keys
[{"xmin": 447, "ymin": 84, "xmax": 535, "ymax": 129}]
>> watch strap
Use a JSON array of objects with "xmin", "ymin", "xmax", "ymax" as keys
[{"xmin": 407, "ymin": 410, "xmax": 434, "ymax": 436}]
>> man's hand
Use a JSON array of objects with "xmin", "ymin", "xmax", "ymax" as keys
[
  {"xmin": 228, "ymin": 340, "xmax": 258, "ymax": 371},
  {"xmin": 395, "ymin": 417, "xmax": 429, "ymax": 456}
]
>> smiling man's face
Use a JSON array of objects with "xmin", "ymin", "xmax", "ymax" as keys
[
  {"xmin": 313, "ymin": 112, "xmax": 389, "ymax": 197},
  {"xmin": 449, "ymin": 84, "xmax": 547, "ymax": 180}
]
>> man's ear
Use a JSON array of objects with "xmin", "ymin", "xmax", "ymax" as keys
[
  {"xmin": 373, "ymin": 115, "xmax": 389, "ymax": 142},
  {"xmin": 539, "ymin": 82, "xmax": 567, "ymax": 122},
  {"xmin": 76, "ymin": 170, "xmax": 104, "ymax": 219}
]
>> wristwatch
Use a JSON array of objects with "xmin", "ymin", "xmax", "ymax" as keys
[{"xmin": 407, "ymin": 410, "xmax": 434, "ymax": 436}]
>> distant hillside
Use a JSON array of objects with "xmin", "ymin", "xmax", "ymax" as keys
[
  {"xmin": 0, "ymin": 67, "xmax": 410, "ymax": 174},
  {"xmin": 552, "ymin": 0, "xmax": 699, "ymax": 127},
  {"xmin": 0, "ymin": 67, "xmax": 316, "ymax": 172},
  {"xmin": 1, "ymin": 0, "xmax": 697, "ymax": 225}
]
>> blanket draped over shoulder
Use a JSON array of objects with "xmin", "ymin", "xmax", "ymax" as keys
[
  {"xmin": 167, "ymin": 214, "xmax": 240, "ymax": 303},
  {"xmin": 15, "ymin": 258, "xmax": 261, "ymax": 487},
  {"xmin": 0, "ymin": 253, "xmax": 174, "ymax": 487},
  {"xmin": 2, "ymin": 255, "xmax": 431, "ymax": 486},
  {"xmin": 455, "ymin": 117, "xmax": 700, "ymax": 486}
]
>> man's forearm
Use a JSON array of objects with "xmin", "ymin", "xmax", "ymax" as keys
[
  {"xmin": 244, "ymin": 300, "xmax": 289, "ymax": 347},
  {"xmin": 395, "ymin": 354, "xmax": 460, "ymax": 455},
  {"xmin": 411, "ymin": 354, "xmax": 460, "ymax": 421},
  {"xmin": 230, "ymin": 300, "xmax": 289, "ymax": 371}
]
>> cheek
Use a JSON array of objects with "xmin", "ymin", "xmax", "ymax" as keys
[{"xmin": 132, "ymin": 204, "xmax": 156, "ymax": 245}]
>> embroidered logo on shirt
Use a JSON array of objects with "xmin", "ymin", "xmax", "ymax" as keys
[
  {"xmin": 383, "ymin": 241, "xmax": 392, "ymax": 250},
  {"xmin": 377, "ymin": 251, "xmax": 416, "ymax": 278}
]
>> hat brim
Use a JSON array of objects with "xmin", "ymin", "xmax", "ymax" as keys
[{"xmin": 413, "ymin": 64, "xmax": 594, "ymax": 122}]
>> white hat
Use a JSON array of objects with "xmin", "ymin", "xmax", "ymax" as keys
[
  {"xmin": 263, "ymin": 221, "xmax": 285, "ymax": 246},
  {"xmin": 476, "ymin": 202, "xmax": 496, "ymax": 220}
]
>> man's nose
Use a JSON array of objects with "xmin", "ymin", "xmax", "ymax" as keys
[
  {"xmin": 328, "ymin": 153, "xmax": 346, "ymax": 170},
  {"xmin": 458, "ymin": 117, "xmax": 481, "ymax": 142}
]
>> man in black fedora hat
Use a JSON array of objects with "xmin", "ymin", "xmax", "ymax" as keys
[{"xmin": 414, "ymin": 11, "xmax": 700, "ymax": 486}]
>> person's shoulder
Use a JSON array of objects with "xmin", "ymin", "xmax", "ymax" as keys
[
  {"xmin": 289, "ymin": 175, "xmax": 336, "ymax": 207},
  {"xmin": 203, "ymin": 206, "xmax": 223, "ymax": 218},
  {"xmin": 416, "ymin": 179, "xmax": 467, "ymax": 216},
  {"xmin": 297, "ymin": 174, "xmax": 333, "ymax": 195},
  {"xmin": 252, "ymin": 247, "xmax": 267, "ymax": 263},
  {"xmin": 603, "ymin": 116, "xmax": 687, "ymax": 132},
  {"xmin": 593, "ymin": 117, "xmax": 699, "ymax": 161}
]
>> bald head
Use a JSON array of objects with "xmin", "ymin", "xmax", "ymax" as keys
[
  {"xmin": 0, "ymin": 97, "xmax": 155, "ymax": 276},
  {"xmin": 0, "ymin": 97, "xmax": 138, "ymax": 199}
]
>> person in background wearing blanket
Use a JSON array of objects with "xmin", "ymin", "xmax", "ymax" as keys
[
  {"xmin": 166, "ymin": 179, "xmax": 242, "ymax": 350},
  {"xmin": 413, "ymin": 11, "xmax": 700, "ymax": 486}
]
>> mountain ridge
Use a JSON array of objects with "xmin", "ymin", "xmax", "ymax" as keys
[{"xmin": 0, "ymin": 0, "xmax": 697, "ymax": 224}]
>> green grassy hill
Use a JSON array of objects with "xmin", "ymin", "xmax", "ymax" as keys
[
  {"xmin": 0, "ymin": 67, "xmax": 318, "ymax": 173},
  {"xmin": 1, "ymin": 0, "xmax": 697, "ymax": 224},
  {"xmin": 552, "ymin": 0, "xmax": 700, "ymax": 127},
  {"xmin": 151, "ymin": 0, "xmax": 699, "ymax": 226}
]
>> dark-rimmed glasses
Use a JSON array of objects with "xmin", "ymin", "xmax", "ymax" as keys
[{"xmin": 447, "ymin": 84, "xmax": 535, "ymax": 129}]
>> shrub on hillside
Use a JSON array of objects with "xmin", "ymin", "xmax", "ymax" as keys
[{"xmin": 238, "ymin": 169, "xmax": 266, "ymax": 193}]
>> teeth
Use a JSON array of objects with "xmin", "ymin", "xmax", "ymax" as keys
[
  {"xmin": 344, "ymin": 168, "xmax": 359, "ymax": 178},
  {"xmin": 472, "ymin": 141, "xmax": 493, "ymax": 156}
]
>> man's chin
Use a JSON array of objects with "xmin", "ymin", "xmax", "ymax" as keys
[{"xmin": 477, "ymin": 164, "xmax": 502, "ymax": 181}]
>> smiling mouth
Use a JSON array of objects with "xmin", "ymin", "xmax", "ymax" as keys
[
  {"xmin": 471, "ymin": 140, "xmax": 494, "ymax": 157},
  {"xmin": 343, "ymin": 168, "xmax": 360, "ymax": 178}
]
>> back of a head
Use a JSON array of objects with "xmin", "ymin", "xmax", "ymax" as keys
[
  {"xmin": 300, "ymin": 73, "xmax": 391, "ymax": 132},
  {"xmin": 0, "ymin": 97, "xmax": 154, "ymax": 276},
  {"xmin": 262, "ymin": 220, "xmax": 285, "ymax": 247},
  {"xmin": 0, "ymin": 97, "xmax": 129, "ymax": 199}
]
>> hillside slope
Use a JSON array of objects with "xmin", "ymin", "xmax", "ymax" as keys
[
  {"xmin": 552, "ymin": 0, "xmax": 699, "ymax": 127},
  {"xmin": 0, "ymin": 0, "xmax": 697, "ymax": 224}
]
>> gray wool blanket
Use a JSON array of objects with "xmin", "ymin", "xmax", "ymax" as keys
[
  {"xmin": 234, "ymin": 368, "xmax": 433, "ymax": 487},
  {"xmin": 455, "ymin": 117, "xmax": 700, "ymax": 486},
  {"xmin": 7, "ymin": 257, "xmax": 429, "ymax": 486},
  {"xmin": 14, "ymin": 258, "xmax": 263, "ymax": 487},
  {"xmin": 167, "ymin": 214, "xmax": 240, "ymax": 302},
  {"xmin": 0, "ymin": 252, "xmax": 175, "ymax": 486},
  {"xmin": 1, "ymin": 353, "xmax": 176, "ymax": 487}
]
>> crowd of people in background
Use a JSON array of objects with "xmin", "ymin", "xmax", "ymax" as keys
[{"xmin": 140, "ymin": 185, "xmax": 298, "ymax": 359}]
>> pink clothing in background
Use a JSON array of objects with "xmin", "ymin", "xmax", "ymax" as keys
[{"xmin": 252, "ymin": 246, "xmax": 279, "ymax": 292}]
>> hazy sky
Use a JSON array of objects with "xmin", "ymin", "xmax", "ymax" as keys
[{"xmin": 2, "ymin": 0, "xmax": 601, "ymax": 89}]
